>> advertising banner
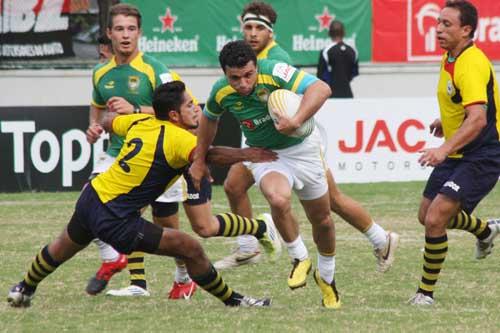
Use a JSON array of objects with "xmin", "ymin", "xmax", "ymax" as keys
[
  {"xmin": 373, "ymin": 0, "xmax": 500, "ymax": 62},
  {"xmin": 125, "ymin": 0, "xmax": 371, "ymax": 67},
  {"xmin": 315, "ymin": 98, "xmax": 442, "ymax": 183},
  {"xmin": 0, "ymin": 0, "xmax": 74, "ymax": 59},
  {"xmin": 0, "ymin": 106, "xmax": 240, "ymax": 192}
]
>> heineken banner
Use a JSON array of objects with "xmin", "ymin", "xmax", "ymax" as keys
[
  {"xmin": 1, "ymin": 0, "xmax": 74, "ymax": 59},
  {"xmin": 124, "ymin": 0, "xmax": 371, "ymax": 67},
  {"xmin": 373, "ymin": 0, "xmax": 500, "ymax": 62}
]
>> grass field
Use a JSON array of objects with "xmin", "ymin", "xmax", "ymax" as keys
[{"xmin": 1, "ymin": 182, "xmax": 500, "ymax": 332}]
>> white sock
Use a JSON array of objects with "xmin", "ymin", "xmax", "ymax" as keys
[
  {"xmin": 284, "ymin": 235, "xmax": 309, "ymax": 261},
  {"xmin": 237, "ymin": 235, "xmax": 259, "ymax": 253},
  {"xmin": 94, "ymin": 239, "xmax": 119, "ymax": 262},
  {"xmin": 364, "ymin": 222, "xmax": 387, "ymax": 250},
  {"xmin": 318, "ymin": 253, "xmax": 335, "ymax": 284},
  {"xmin": 174, "ymin": 260, "xmax": 191, "ymax": 284}
]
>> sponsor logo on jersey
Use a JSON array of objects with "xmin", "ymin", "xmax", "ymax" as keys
[
  {"xmin": 234, "ymin": 101, "xmax": 244, "ymax": 110},
  {"xmin": 272, "ymin": 63, "xmax": 296, "ymax": 82},
  {"xmin": 104, "ymin": 81, "xmax": 115, "ymax": 89},
  {"xmin": 128, "ymin": 76, "xmax": 140, "ymax": 92},
  {"xmin": 446, "ymin": 80, "xmax": 455, "ymax": 96},
  {"xmin": 241, "ymin": 119, "xmax": 256, "ymax": 130},
  {"xmin": 241, "ymin": 114, "xmax": 273, "ymax": 130}
]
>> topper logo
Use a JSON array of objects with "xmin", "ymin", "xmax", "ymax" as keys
[{"xmin": 415, "ymin": 3, "xmax": 441, "ymax": 53}]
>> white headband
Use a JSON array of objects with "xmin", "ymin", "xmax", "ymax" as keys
[{"xmin": 242, "ymin": 13, "xmax": 273, "ymax": 32}]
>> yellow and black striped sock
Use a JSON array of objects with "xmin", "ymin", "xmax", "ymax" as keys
[
  {"xmin": 417, "ymin": 235, "xmax": 448, "ymax": 298},
  {"xmin": 127, "ymin": 252, "xmax": 147, "ymax": 290},
  {"xmin": 191, "ymin": 264, "xmax": 242, "ymax": 306},
  {"xmin": 22, "ymin": 245, "xmax": 60, "ymax": 292},
  {"xmin": 215, "ymin": 213, "xmax": 266, "ymax": 238},
  {"xmin": 447, "ymin": 210, "xmax": 491, "ymax": 240}
]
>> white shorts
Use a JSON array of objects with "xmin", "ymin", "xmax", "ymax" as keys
[
  {"xmin": 91, "ymin": 152, "xmax": 186, "ymax": 203},
  {"xmin": 246, "ymin": 127, "xmax": 328, "ymax": 201}
]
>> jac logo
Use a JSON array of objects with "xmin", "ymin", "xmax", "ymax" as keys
[
  {"xmin": 338, "ymin": 119, "xmax": 426, "ymax": 153},
  {"xmin": 241, "ymin": 119, "xmax": 255, "ymax": 130}
]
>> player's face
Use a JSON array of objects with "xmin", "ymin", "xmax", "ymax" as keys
[
  {"xmin": 224, "ymin": 61, "xmax": 258, "ymax": 96},
  {"xmin": 98, "ymin": 44, "xmax": 113, "ymax": 62},
  {"xmin": 178, "ymin": 92, "xmax": 199, "ymax": 130},
  {"xmin": 436, "ymin": 7, "xmax": 471, "ymax": 51},
  {"xmin": 243, "ymin": 22, "xmax": 273, "ymax": 54},
  {"xmin": 108, "ymin": 14, "xmax": 141, "ymax": 57}
]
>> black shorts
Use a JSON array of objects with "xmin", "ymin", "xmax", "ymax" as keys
[
  {"xmin": 423, "ymin": 155, "xmax": 500, "ymax": 213},
  {"xmin": 67, "ymin": 185, "xmax": 163, "ymax": 254},
  {"xmin": 184, "ymin": 173, "xmax": 212, "ymax": 206},
  {"xmin": 150, "ymin": 201, "xmax": 179, "ymax": 218}
]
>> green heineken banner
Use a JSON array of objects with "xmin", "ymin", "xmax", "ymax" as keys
[{"xmin": 124, "ymin": 0, "xmax": 371, "ymax": 67}]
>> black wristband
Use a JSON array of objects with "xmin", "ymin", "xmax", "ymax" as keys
[{"xmin": 133, "ymin": 105, "xmax": 141, "ymax": 114}]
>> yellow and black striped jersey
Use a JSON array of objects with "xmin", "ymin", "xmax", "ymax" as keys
[
  {"xmin": 91, "ymin": 114, "xmax": 196, "ymax": 217},
  {"xmin": 437, "ymin": 44, "xmax": 500, "ymax": 158}
]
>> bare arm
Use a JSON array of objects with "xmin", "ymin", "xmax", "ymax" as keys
[
  {"xmin": 419, "ymin": 104, "xmax": 487, "ymax": 166},
  {"xmin": 275, "ymin": 80, "xmax": 331, "ymax": 135},
  {"xmin": 206, "ymin": 146, "xmax": 277, "ymax": 165},
  {"xmin": 107, "ymin": 96, "xmax": 154, "ymax": 115},
  {"xmin": 86, "ymin": 105, "xmax": 106, "ymax": 143},
  {"xmin": 188, "ymin": 115, "xmax": 220, "ymax": 189}
]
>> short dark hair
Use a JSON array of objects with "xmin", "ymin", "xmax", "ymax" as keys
[
  {"xmin": 241, "ymin": 1, "xmax": 277, "ymax": 24},
  {"xmin": 329, "ymin": 20, "xmax": 345, "ymax": 39},
  {"xmin": 445, "ymin": 0, "xmax": 477, "ymax": 38},
  {"xmin": 152, "ymin": 81, "xmax": 186, "ymax": 121},
  {"xmin": 97, "ymin": 34, "xmax": 111, "ymax": 45},
  {"xmin": 219, "ymin": 40, "xmax": 257, "ymax": 72},
  {"xmin": 108, "ymin": 3, "xmax": 142, "ymax": 29}
]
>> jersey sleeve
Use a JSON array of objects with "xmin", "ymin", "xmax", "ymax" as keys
[
  {"xmin": 91, "ymin": 69, "xmax": 106, "ymax": 108},
  {"xmin": 455, "ymin": 56, "xmax": 489, "ymax": 107},
  {"xmin": 112, "ymin": 114, "xmax": 152, "ymax": 137},
  {"xmin": 203, "ymin": 85, "xmax": 226, "ymax": 120},
  {"xmin": 168, "ymin": 129, "xmax": 197, "ymax": 169},
  {"xmin": 265, "ymin": 60, "xmax": 318, "ymax": 94}
]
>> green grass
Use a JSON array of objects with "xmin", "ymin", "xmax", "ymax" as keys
[{"xmin": 1, "ymin": 182, "xmax": 500, "ymax": 332}]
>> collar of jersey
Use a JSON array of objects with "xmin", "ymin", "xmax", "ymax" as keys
[{"xmin": 257, "ymin": 40, "xmax": 277, "ymax": 60}]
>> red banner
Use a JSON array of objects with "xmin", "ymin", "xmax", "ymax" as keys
[{"xmin": 373, "ymin": 0, "xmax": 500, "ymax": 62}]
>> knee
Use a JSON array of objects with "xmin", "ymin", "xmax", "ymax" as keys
[
  {"xmin": 224, "ymin": 178, "xmax": 247, "ymax": 199},
  {"xmin": 266, "ymin": 192, "xmax": 292, "ymax": 212},
  {"xmin": 183, "ymin": 238, "xmax": 205, "ymax": 260},
  {"xmin": 191, "ymin": 224, "xmax": 213, "ymax": 238},
  {"xmin": 314, "ymin": 214, "xmax": 334, "ymax": 232}
]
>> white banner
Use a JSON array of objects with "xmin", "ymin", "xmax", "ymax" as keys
[{"xmin": 316, "ymin": 97, "xmax": 443, "ymax": 183}]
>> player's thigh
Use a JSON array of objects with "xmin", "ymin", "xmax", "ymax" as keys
[
  {"xmin": 224, "ymin": 162, "xmax": 255, "ymax": 194},
  {"xmin": 259, "ymin": 171, "xmax": 294, "ymax": 208},
  {"xmin": 155, "ymin": 228, "xmax": 204, "ymax": 259},
  {"xmin": 151, "ymin": 202, "xmax": 180, "ymax": 228}
]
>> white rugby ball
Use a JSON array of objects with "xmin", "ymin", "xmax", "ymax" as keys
[{"xmin": 267, "ymin": 89, "xmax": 315, "ymax": 138}]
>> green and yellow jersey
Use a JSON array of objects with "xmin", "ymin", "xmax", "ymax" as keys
[
  {"xmin": 437, "ymin": 44, "xmax": 500, "ymax": 158},
  {"xmin": 91, "ymin": 114, "xmax": 196, "ymax": 218},
  {"xmin": 257, "ymin": 40, "xmax": 292, "ymax": 63},
  {"xmin": 91, "ymin": 52, "xmax": 197, "ymax": 157},
  {"xmin": 203, "ymin": 59, "xmax": 317, "ymax": 150}
]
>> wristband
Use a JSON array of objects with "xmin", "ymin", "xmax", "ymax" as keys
[{"xmin": 133, "ymin": 105, "xmax": 141, "ymax": 114}]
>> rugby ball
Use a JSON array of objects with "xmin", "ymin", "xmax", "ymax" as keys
[{"xmin": 267, "ymin": 89, "xmax": 315, "ymax": 138}]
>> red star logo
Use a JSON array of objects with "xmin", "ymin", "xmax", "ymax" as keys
[
  {"xmin": 159, "ymin": 8, "xmax": 177, "ymax": 33},
  {"xmin": 315, "ymin": 6, "xmax": 334, "ymax": 32}
]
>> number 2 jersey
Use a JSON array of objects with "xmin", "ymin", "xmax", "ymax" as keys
[
  {"xmin": 90, "ymin": 114, "xmax": 196, "ymax": 218},
  {"xmin": 203, "ymin": 59, "xmax": 317, "ymax": 150}
]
